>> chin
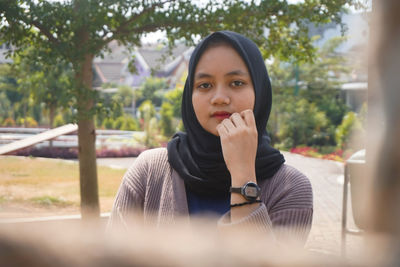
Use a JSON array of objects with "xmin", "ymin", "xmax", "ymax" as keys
[{"xmin": 205, "ymin": 128, "xmax": 219, "ymax": 136}]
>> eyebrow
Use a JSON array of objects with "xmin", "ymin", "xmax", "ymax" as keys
[
  {"xmin": 194, "ymin": 70, "xmax": 249, "ymax": 80},
  {"xmin": 225, "ymin": 70, "xmax": 249, "ymax": 77}
]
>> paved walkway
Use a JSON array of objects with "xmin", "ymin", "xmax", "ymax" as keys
[
  {"xmin": 281, "ymin": 152, "xmax": 363, "ymax": 257},
  {"xmin": 98, "ymin": 151, "xmax": 364, "ymax": 257}
]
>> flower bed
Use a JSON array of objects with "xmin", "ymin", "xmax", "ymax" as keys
[
  {"xmin": 289, "ymin": 146, "xmax": 352, "ymax": 162},
  {"xmin": 8, "ymin": 146, "xmax": 147, "ymax": 159}
]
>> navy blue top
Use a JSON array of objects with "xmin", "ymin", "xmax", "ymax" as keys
[{"xmin": 186, "ymin": 186, "xmax": 230, "ymax": 216}]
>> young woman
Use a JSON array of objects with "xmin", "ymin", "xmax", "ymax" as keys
[{"xmin": 108, "ymin": 31, "xmax": 313, "ymax": 243}]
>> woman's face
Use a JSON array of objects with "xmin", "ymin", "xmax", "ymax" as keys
[{"xmin": 192, "ymin": 44, "xmax": 255, "ymax": 136}]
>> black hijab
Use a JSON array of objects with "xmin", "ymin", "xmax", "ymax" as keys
[{"xmin": 167, "ymin": 31, "xmax": 285, "ymax": 197}]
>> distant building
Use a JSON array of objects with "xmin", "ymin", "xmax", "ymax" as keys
[
  {"xmin": 93, "ymin": 41, "xmax": 193, "ymax": 89},
  {"xmin": 310, "ymin": 12, "xmax": 369, "ymax": 112}
]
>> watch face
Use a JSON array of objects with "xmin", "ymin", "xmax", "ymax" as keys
[{"xmin": 244, "ymin": 185, "xmax": 258, "ymax": 197}]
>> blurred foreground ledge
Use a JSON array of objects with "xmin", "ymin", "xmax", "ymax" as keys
[{"xmin": 0, "ymin": 215, "xmax": 397, "ymax": 267}]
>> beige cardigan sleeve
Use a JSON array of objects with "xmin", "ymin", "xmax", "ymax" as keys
[
  {"xmin": 107, "ymin": 152, "xmax": 149, "ymax": 230},
  {"xmin": 217, "ymin": 165, "xmax": 313, "ymax": 245}
]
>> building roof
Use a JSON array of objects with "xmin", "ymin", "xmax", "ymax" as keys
[
  {"xmin": 137, "ymin": 43, "xmax": 190, "ymax": 71},
  {"xmin": 93, "ymin": 41, "xmax": 192, "ymax": 87}
]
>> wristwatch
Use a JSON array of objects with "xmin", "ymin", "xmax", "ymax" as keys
[{"xmin": 230, "ymin": 181, "xmax": 261, "ymax": 201}]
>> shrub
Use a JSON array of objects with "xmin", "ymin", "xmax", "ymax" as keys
[
  {"xmin": 96, "ymin": 146, "xmax": 146, "ymax": 158},
  {"xmin": 335, "ymin": 112, "xmax": 363, "ymax": 150},
  {"xmin": 102, "ymin": 118, "xmax": 114, "ymax": 129},
  {"xmin": 278, "ymin": 99, "xmax": 330, "ymax": 148},
  {"xmin": 289, "ymin": 146, "xmax": 346, "ymax": 162},
  {"xmin": 177, "ymin": 119, "xmax": 184, "ymax": 132},
  {"xmin": 160, "ymin": 102, "xmax": 174, "ymax": 137},
  {"xmin": 164, "ymin": 86, "xmax": 183, "ymax": 118},
  {"xmin": 15, "ymin": 116, "xmax": 38, "ymax": 127},
  {"xmin": 2, "ymin": 117, "xmax": 15, "ymax": 127},
  {"xmin": 25, "ymin": 117, "xmax": 38, "ymax": 127},
  {"xmin": 113, "ymin": 115, "xmax": 139, "ymax": 131},
  {"xmin": 121, "ymin": 116, "xmax": 139, "ymax": 131},
  {"xmin": 11, "ymin": 147, "xmax": 79, "ymax": 159},
  {"xmin": 16, "ymin": 117, "xmax": 24, "ymax": 126},
  {"xmin": 138, "ymin": 100, "xmax": 159, "ymax": 147},
  {"xmin": 113, "ymin": 116, "xmax": 125, "ymax": 130},
  {"xmin": 10, "ymin": 146, "xmax": 147, "ymax": 158},
  {"xmin": 54, "ymin": 114, "xmax": 65, "ymax": 127}
]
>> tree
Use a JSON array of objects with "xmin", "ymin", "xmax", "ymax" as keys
[
  {"xmin": 297, "ymin": 37, "xmax": 350, "ymax": 126},
  {"xmin": 114, "ymin": 85, "xmax": 134, "ymax": 108},
  {"xmin": 0, "ymin": 63, "xmax": 28, "ymax": 124},
  {"xmin": 0, "ymin": 91, "xmax": 11, "ymax": 123},
  {"xmin": 164, "ymin": 81, "xmax": 184, "ymax": 119},
  {"xmin": 268, "ymin": 37, "xmax": 351, "ymax": 147},
  {"xmin": 136, "ymin": 76, "xmax": 167, "ymax": 107},
  {"xmin": 278, "ymin": 99, "xmax": 329, "ymax": 148},
  {"xmin": 10, "ymin": 47, "xmax": 73, "ymax": 128},
  {"xmin": 0, "ymin": 0, "xmax": 362, "ymax": 219},
  {"xmin": 0, "ymin": 64, "xmax": 16, "ymax": 122}
]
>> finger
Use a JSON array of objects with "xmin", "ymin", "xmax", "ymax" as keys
[
  {"xmin": 221, "ymin": 118, "xmax": 236, "ymax": 133},
  {"xmin": 240, "ymin": 109, "xmax": 256, "ymax": 128},
  {"xmin": 230, "ymin": 112, "xmax": 246, "ymax": 128},
  {"xmin": 216, "ymin": 123, "xmax": 228, "ymax": 137}
]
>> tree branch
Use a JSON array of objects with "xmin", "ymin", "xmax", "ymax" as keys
[
  {"xmin": 31, "ymin": 20, "xmax": 60, "ymax": 45},
  {"xmin": 109, "ymin": 0, "xmax": 173, "ymax": 41}
]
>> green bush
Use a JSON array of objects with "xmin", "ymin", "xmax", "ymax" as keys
[
  {"xmin": 335, "ymin": 111, "xmax": 363, "ymax": 149},
  {"xmin": 164, "ymin": 86, "xmax": 183, "ymax": 118},
  {"xmin": 135, "ymin": 77, "xmax": 167, "ymax": 107},
  {"xmin": 113, "ymin": 115, "xmax": 139, "ymax": 131},
  {"xmin": 102, "ymin": 118, "xmax": 114, "ymax": 129},
  {"xmin": 177, "ymin": 119, "xmax": 184, "ymax": 132},
  {"xmin": 16, "ymin": 116, "xmax": 38, "ymax": 127},
  {"xmin": 122, "ymin": 116, "xmax": 139, "ymax": 131},
  {"xmin": 113, "ymin": 116, "xmax": 125, "ymax": 130},
  {"xmin": 25, "ymin": 116, "xmax": 38, "ymax": 127},
  {"xmin": 160, "ymin": 102, "xmax": 174, "ymax": 137},
  {"xmin": 138, "ymin": 100, "xmax": 156, "ymax": 122},
  {"xmin": 277, "ymin": 99, "xmax": 330, "ymax": 149},
  {"xmin": 54, "ymin": 114, "xmax": 65, "ymax": 127},
  {"xmin": 138, "ymin": 100, "xmax": 159, "ymax": 147},
  {"xmin": 2, "ymin": 117, "xmax": 15, "ymax": 126},
  {"xmin": 0, "ymin": 92, "xmax": 12, "ymax": 119}
]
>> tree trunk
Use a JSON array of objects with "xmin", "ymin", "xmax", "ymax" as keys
[
  {"xmin": 49, "ymin": 105, "xmax": 55, "ymax": 148},
  {"xmin": 76, "ymin": 52, "xmax": 100, "ymax": 220},
  {"xmin": 23, "ymin": 99, "xmax": 28, "ymax": 128}
]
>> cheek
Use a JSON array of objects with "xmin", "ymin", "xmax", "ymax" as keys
[
  {"xmin": 237, "ymin": 88, "xmax": 255, "ymax": 110},
  {"xmin": 192, "ymin": 92, "xmax": 205, "ymax": 121}
]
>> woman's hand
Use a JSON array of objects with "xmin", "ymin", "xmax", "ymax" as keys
[{"xmin": 216, "ymin": 109, "xmax": 258, "ymax": 187}]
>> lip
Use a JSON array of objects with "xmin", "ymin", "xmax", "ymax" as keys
[{"xmin": 212, "ymin": 111, "xmax": 232, "ymax": 120}]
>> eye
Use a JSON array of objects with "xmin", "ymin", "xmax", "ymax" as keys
[
  {"xmin": 231, "ymin": 80, "xmax": 245, "ymax": 87},
  {"xmin": 198, "ymin": 82, "xmax": 212, "ymax": 89}
]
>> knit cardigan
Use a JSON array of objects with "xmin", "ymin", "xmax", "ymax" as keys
[{"xmin": 108, "ymin": 148, "xmax": 313, "ymax": 244}]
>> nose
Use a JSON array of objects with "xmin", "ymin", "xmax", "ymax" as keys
[{"xmin": 210, "ymin": 85, "xmax": 230, "ymax": 105}]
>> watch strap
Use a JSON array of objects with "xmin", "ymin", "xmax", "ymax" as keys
[{"xmin": 229, "ymin": 187, "xmax": 242, "ymax": 194}]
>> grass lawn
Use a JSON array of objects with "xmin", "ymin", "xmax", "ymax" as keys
[{"xmin": 0, "ymin": 156, "xmax": 127, "ymax": 218}]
